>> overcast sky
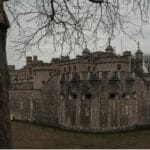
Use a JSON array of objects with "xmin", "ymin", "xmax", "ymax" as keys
[{"xmin": 5, "ymin": 1, "xmax": 150, "ymax": 69}]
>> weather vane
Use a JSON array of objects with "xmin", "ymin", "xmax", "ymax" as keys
[
  {"xmin": 85, "ymin": 41, "xmax": 88, "ymax": 49},
  {"xmin": 138, "ymin": 42, "xmax": 140, "ymax": 50},
  {"xmin": 108, "ymin": 37, "xmax": 111, "ymax": 46}
]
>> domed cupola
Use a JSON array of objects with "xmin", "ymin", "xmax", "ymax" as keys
[
  {"xmin": 105, "ymin": 38, "xmax": 114, "ymax": 54},
  {"xmin": 82, "ymin": 45, "xmax": 90, "ymax": 57}
]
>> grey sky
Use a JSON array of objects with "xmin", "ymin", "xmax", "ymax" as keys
[{"xmin": 5, "ymin": 1, "xmax": 150, "ymax": 69}]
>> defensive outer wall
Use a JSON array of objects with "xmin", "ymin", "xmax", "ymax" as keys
[{"xmin": 9, "ymin": 72, "xmax": 150, "ymax": 132}]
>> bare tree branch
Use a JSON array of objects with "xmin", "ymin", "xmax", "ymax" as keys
[{"xmin": 5, "ymin": 0, "xmax": 150, "ymax": 54}]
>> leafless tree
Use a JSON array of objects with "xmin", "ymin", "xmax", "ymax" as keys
[
  {"xmin": 5, "ymin": 0, "xmax": 150, "ymax": 55},
  {"xmin": 0, "ymin": 0, "xmax": 12, "ymax": 148},
  {"xmin": 0, "ymin": 0, "xmax": 149, "ymax": 148}
]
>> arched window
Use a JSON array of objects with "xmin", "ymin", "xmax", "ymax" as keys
[
  {"xmin": 109, "ymin": 93, "xmax": 119, "ymax": 99},
  {"xmin": 117, "ymin": 64, "xmax": 121, "ymax": 70},
  {"xmin": 110, "ymin": 93, "xmax": 116, "ymax": 99},
  {"xmin": 86, "ymin": 94, "xmax": 92, "ymax": 99},
  {"xmin": 69, "ymin": 93, "xmax": 77, "ymax": 100},
  {"xmin": 122, "ymin": 93, "xmax": 130, "ymax": 100},
  {"xmin": 82, "ymin": 93, "xmax": 92, "ymax": 100},
  {"xmin": 72, "ymin": 94, "xmax": 77, "ymax": 99}
]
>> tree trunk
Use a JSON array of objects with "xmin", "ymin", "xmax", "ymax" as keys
[{"xmin": 0, "ymin": 0, "xmax": 12, "ymax": 148}]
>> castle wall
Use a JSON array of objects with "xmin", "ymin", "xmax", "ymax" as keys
[
  {"xmin": 40, "ymin": 75, "xmax": 60, "ymax": 126},
  {"xmin": 145, "ymin": 82, "xmax": 150, "ymax": 123},
  {"xmin": 9, "ymin": 90, "xmax": 41, "ymax": 122},
  {"xmin": 9, "ymin": 74, "xmax": 60, "ymax": 127},
  {"xmin": 9, "ymin": 50, "xmax": 150, "ymax": 132},
  {"xmin": 96, "ymin": 62, "xmax": 131, "ymax": 72},
  {"xmin": 33, "ymin": 69, "xmax": 51, "ymax": 89},
  {"xmin": 58, "ymin": 72, "xmax": 139, "ymax": 131},
  {"xmin": 10, "ymin": 82, "xmax": 33, "ymax": 90},
  {"xmin": 9, "ymin": 71, "xmax": 150, "ymax": 132},
  {"xmin": 60, "ymin": 63, "xmax": 95, "ymax": 73}
]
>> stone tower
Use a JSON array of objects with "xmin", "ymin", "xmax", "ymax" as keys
[
  {"xmin": 105, "ymin": 38, "xmax": 114, "ymax": 54},
  {"xmin": 82, "ymin": 46, "xmax": 90, "ymax": 57},
  {"xmin": 135, "ymin": 42, "xmax": 143, "ymax": 73}
]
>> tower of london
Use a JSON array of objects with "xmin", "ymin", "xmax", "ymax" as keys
[{"xmin": 9, "ymin": 42, "xmax": 150, "ymax": 132}]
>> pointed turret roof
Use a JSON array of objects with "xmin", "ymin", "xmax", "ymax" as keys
[
  {"xmin": 135, "ymin": 42, "xmax": 143, "ymax": 54},
  {"xmin": 105, "ymin": 38, "xmax": 114, "ymax": 53}
]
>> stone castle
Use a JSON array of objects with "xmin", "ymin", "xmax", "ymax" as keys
[{"xmin": 9, "ymin": 42, "xmax": 150, "ymax": 132}]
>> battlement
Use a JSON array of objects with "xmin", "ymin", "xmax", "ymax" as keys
[
  {"xmin": 8, "ymin": 65, "xmax": 15, "ymax": 71},
  {"xmin": 26, "ymin": 55, "xmax": 43, "ymax": 65}
]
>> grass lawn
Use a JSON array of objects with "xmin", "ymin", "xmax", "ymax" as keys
[{"xmin": 12, "ymin": 121, "xmax": 150, "ymax": 149}]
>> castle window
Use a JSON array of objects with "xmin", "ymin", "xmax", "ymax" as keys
[
  {"xmin": 117, "ymin": 64, "xmax": 121, "ymax": 70},
  {"xmin": 110, "ymin": 93, "xmax": 115, "ymax": 99},
  {"xmin": 82, "ymin": 94, "xmax": 92, "ymax": 100},
  {"xmin": 72, "ymin": 94, "xmax": 77, "ymax": 99},
  {"xmin": 74, "ymin": 66, "xmax": 76, "ymax": 71},
  {"xmin": 49, "ymin": 72, "xmax": 51, "ymax": 76},
  {"xmin": 122, "ymin": 93, "xmax": 130, "ymax": 100},
  {"xmin": 109, "ymin": 93, "xmax": 119, "ymax": 99},
  {"xmin": 88, "ymin": 66, "xmax": 91, "ymax": 71},
  {"xmin": 60, "ymin": 74, "xmax": 65, "ymax": 80},
  {"xmin": 86, "ymin": 94, "xmax": 92, "ymax": 99},
  {"xmin": 141, "ymin": 91, "xmax": 143, "ymax": 94},
  {"xmin": 132, "ymin": 92, "xmax": 137, "ymax": 99}
]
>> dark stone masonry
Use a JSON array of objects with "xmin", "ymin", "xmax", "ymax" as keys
[{"xmin": 9, "ymin": 42, "xmax": 150, "ymax": 132}]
